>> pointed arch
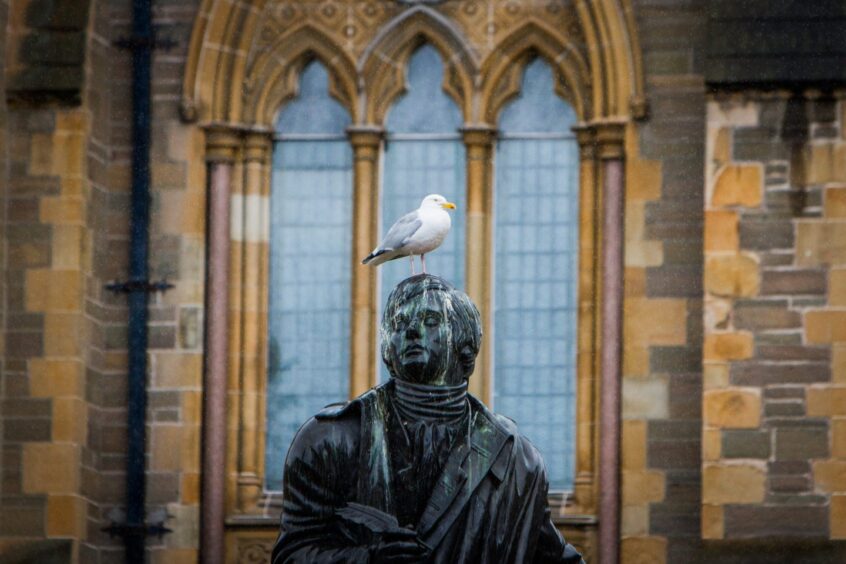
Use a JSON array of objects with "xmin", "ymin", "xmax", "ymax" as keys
[
  {"xmin": 359, "ymin": 6, "xmax": 479, "ymax": 125},
  {"xmin": 480, "ymin": 20, "xmax": 592, "ymax": 125},
  {"xmin": 244, "ymin": 24, "xmax": 359, "ymax": 126}
]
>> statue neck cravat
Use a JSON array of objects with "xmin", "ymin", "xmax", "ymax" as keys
[{"xmin": 392, "ymin": 379, "xmax": 468, "ymax": 424}]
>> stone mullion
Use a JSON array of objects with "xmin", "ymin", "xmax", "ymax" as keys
[
  {"xmin": 462, "ymin": 125, "xmax": 496, "ymax": 405},
  {"xmin": 348, "ymin": 127, "xmax": 383, "ymax": 398},
  {"xmin": 235, "ymin": 131, "xmax": 272, "ymax": 514},
  {"xmin": 573, "ymin": 126, "xmax": 600, "ymax": 517}
]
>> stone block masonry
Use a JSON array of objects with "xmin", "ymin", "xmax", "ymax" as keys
[{"xmin": 702, "ymin": 94, "xmax": 846, "ymax": 540}]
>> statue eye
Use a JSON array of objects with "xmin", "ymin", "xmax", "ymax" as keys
[
  {"xmin": 424, "ymin": 313, "xmax": 441, "ymax": 327},
  {"xmin": 392, "ymin": 314, "xmax": 409, "ymax": 330}
]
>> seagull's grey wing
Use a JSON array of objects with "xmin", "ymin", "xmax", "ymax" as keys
[{"xmin": 379, "ymin": 211, "xmax": 422, "ymax": 250}]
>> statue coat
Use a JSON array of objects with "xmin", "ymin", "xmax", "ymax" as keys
[{"xmin": 271, "ymin": 381, "xmax": 585, "ymax": 564}]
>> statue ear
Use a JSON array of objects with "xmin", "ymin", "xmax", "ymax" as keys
[{"xmin": 459, "ymin": 344, "xmax": 476, "ymax": 377}]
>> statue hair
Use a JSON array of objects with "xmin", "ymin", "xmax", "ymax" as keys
[{"xmin": 380, "ymin": 274, "xmax": 482, "ymax": 379}]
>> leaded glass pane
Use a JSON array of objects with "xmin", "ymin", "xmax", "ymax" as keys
[
  {"xmin": 265, "ymin": 61, "xmax": 352, "ymax": 491},
  {"xmin": 379, "ymin": 45, "xmax": 466, "ymax": 381},
  {"xmin": 493, "ymin": 58, "xmax": 579, "ymax": 491}
]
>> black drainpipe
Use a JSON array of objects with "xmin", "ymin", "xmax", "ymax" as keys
[
  {"xmin": 124, "ymin": 0, "xmax": 153, "ymax": 561},
  {"xmin": 104, "ymin": 0, "xmax": 172, "ymax": 560}
]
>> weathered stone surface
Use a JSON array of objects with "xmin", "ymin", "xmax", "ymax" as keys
[
  {"xmin": 806, "ymin": 386, "xmax": 846, "ymax": 416},
  {"xmin": 775, "ymin": 427, "xmax": 829, "ymax": 461},
  {"xmin": 705, "ymin": 254, "xmax": 760, "ymax": 297},
  {"xmin": 836, "ymin": 346, "xmax": 846, "ymax": 384},
  {"xmin": 796, "ymin": 221, "xmax": 846, "ymax": 266},
  {"xmin": 834, "ymin": 419, "xmax": 846, "ymax": 459},
  {"xmin": 22, "ymin": 444, "xmax": 80, "ymax": 494},
  {"xmin": 826, "ymin": 188, "xmax": 846, "ymax": 218},
  {"xmin": 712, "ymin": 164, "xmax": 763, "ymax": 207},
  {"xmin": 703, "ymin": 429, "xmax": 721, "ymax": 461},
  {"xmin": 764, "ymin": 400, "xmax": 805, "ymax": 417},
  {"xmin": 703, "ymin": 464, "xmax": 766, "ymax": 504},
  {"xmin": 739, "ymin": 216, "xmax": 794, "ymax": 250},
  {"xmin": 831, "ymin": 268, "xmax": 846, "ymax": 306},
  {"xmin": 705, "ymin": 210, "xmax": 739, "ymax": 251},
  {"xmin": 648, "ymin": 439, "xmax": 701, "ymax": 470},
  {"xmin": 704, "ymin": 363, "xmax": 729, "ymax": 389},
  {"xmin": 704, "ymin": 389, "xmax": 761, "ymax": 428},
  {"xmin": 731, "ymin": 361, "xmax": 831, "ymax": 386},
  {"xmin": 769, "ymin": 474, "xmax": 810, "ymax": 493},
  {"xmin": 622, "ymin": 470, "xmax": 666, "ymax": 504},
  {"xmin": 760, "ymin": 269, "xmax": 827, "ymax": 296},
  {"xmin": 722, "ymin": 430, "xmax": 770, "ymax": 459},
  {"xmin": 701, "ymin": 504, "xmax": 724, "ymax": 539},
  {"xmin": 813, "ymin": 460, "xmax": 846, "ymax": 492},
  {"xmin": 733, "ymin": 300, "xmax": 801, "ymax": 330},
  {"xmin": 806, "ymin": 310, "xmax": 846, "ymax": 343},
  {"xmin": 833, "ymin": 495, "xmax": 846, "ymax": 539},
  {"xmin": 704, "ymin": 332, "xmax": 754, "ymax": 361},
  {"xmin": 621, "ymin": 536, "xmax": 666, "ymax": 564},
  {"xmin": 723, "ymin": 505, "xmax": 828, "ymax": 539},
  {"xmin": 623, "ymin": 419, "xmax": 647, "ymax": 471},
  {"xmin": 623, "ymin": 377, "xmax": 669, "ymax": 419}
]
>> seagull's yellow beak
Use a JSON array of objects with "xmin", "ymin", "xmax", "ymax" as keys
[{"xmin": 441, "ymin": 202, "xmax": 456, "ymax": 210}]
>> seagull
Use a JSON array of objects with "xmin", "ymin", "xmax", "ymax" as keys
[{"xmin": 362, "ymin": 194, "xmax": 456, "ymax": 274}]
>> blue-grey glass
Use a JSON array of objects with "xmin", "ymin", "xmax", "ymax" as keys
[
  {"xmin": 266, "ymin": 62, "xmax": 352, "ymax": 492},
  {"xmin": 275, "ymin": 61, "xmax": 352, "ymax": 134},
  {"xmin": 498, "ymin": 58, "xmax": 577, "ymax": 133},
  {"xmin": 379, "ymin": 45, "xmax": 466, "ymax": 382},
  {"xmin": 493, "ymin": 59, "xmax": 579, "ymax": 491}
]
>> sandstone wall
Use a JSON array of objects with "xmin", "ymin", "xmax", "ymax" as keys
[{"xmin": 702, "ymin": 94, "xmax": 846, "ymax": 542}]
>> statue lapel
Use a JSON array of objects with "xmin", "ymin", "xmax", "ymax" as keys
[
  {"xmin": 416, "ymin": 402, "xmax": 512, "ymax": 551},
  {"xmin": 356, "ymin": 386, "xmax": 396, "ymax": 516}
]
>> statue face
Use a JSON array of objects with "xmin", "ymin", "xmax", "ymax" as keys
[{"xmin": 388, "ymin": 290, "xmax": 452, "ymax": 385}]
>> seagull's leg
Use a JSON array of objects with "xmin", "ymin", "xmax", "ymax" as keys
[
  {"xmin": 421, "ymin": 254, "xmax": 427, "ymax": 274},
  {"xmin": 410, "ymin": 255, "xmax": 416, "ymax": 275}
]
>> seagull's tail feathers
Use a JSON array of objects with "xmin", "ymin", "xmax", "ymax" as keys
[{"xmin": 361, "ymin": 248, "xmax": 397, "ymax": 266}]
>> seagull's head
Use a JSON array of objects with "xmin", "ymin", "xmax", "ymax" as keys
[{"xmin": 421, "ymin": 194, "xmax": 456, "ymax": 211}]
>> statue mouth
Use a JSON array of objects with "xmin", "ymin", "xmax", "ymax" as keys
[{"xmin": 402, "ymin": 345, "xmax": 426, "ymax": 359}]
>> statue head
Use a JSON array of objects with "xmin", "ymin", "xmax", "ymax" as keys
[{"xmin": 380, "ymin": 274, "xmax": 482, "ymax": 386}]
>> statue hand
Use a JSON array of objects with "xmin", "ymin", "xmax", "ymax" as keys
[{"xmin": 370, "ymin": 535, "xmax": 428, "ymax": 564}]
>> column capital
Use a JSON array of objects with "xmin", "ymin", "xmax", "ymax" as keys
[
  {"xmin": 594, "ymin": 121, "xmax": 626, "ymax": 160},
  {"xmin": 573, "ymin": 121, "xmax": 626, "ymax": 160},
  {"xmin": 243, "ymin": 130, "xmax": 273, "ymax": 163},
  {"xmin": 346, "ymin": 125, "xmax": 384, "ymax": 147},
  {"xmin": 461, "ymin": 124, "xmax": 497, "ymax": 147},
  {"xmin": 204, "ymin": 125, "xmax": 241, "ymax": 163}
]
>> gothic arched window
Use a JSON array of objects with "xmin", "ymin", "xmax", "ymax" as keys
[
  {"xmin": 265, "ymin": 61, "xmax": 353, "ymax": 491},
  {"xmin": 492, "ymin": 58, "xmax": 580, "ymax": 491}
]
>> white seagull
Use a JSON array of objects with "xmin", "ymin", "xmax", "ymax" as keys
[{"xmin": 362, "ymin": 194, "xmax": 456, "ymax": 274}]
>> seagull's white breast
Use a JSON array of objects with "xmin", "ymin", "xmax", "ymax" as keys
[{"xmin": 405, "ymin": 207, "xmax": 451, "ymax": 255}]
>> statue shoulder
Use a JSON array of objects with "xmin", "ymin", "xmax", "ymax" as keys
[
  {"xmin": 313, "ymin": 385, "xmax": 382, "ymax": 421},
  {"xmin": 284, "ymin": 399, "xmax": 364, "ymax": 465},
  {"xmin": 314, "ymin": 400, "xmax": 357, "ymax": 420},
  {"xmin": 470, "ymin": 397, "xmax": 547, "ymax": 474}
]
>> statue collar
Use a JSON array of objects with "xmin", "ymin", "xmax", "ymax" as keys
[{"xmin": 391, "ymin": 378, "xmax": 468, "ymax": 424}]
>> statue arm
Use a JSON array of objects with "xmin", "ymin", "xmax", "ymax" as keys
[
  {"xmin": 271, "ymin": 417, "xmax": 371, "ymax": 564},
  {"xmin": 533, "ymin": 509, "xmax": 586, "ymax": 564}
]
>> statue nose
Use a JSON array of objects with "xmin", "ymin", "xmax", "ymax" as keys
[{"xmin": 405, "ymin": 322, "xmax": 421, "ymax": 338}]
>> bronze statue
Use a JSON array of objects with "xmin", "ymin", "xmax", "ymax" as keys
[{"xmin": 272, "ymin": 274, "xmax": 585, "ymax": 563}]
